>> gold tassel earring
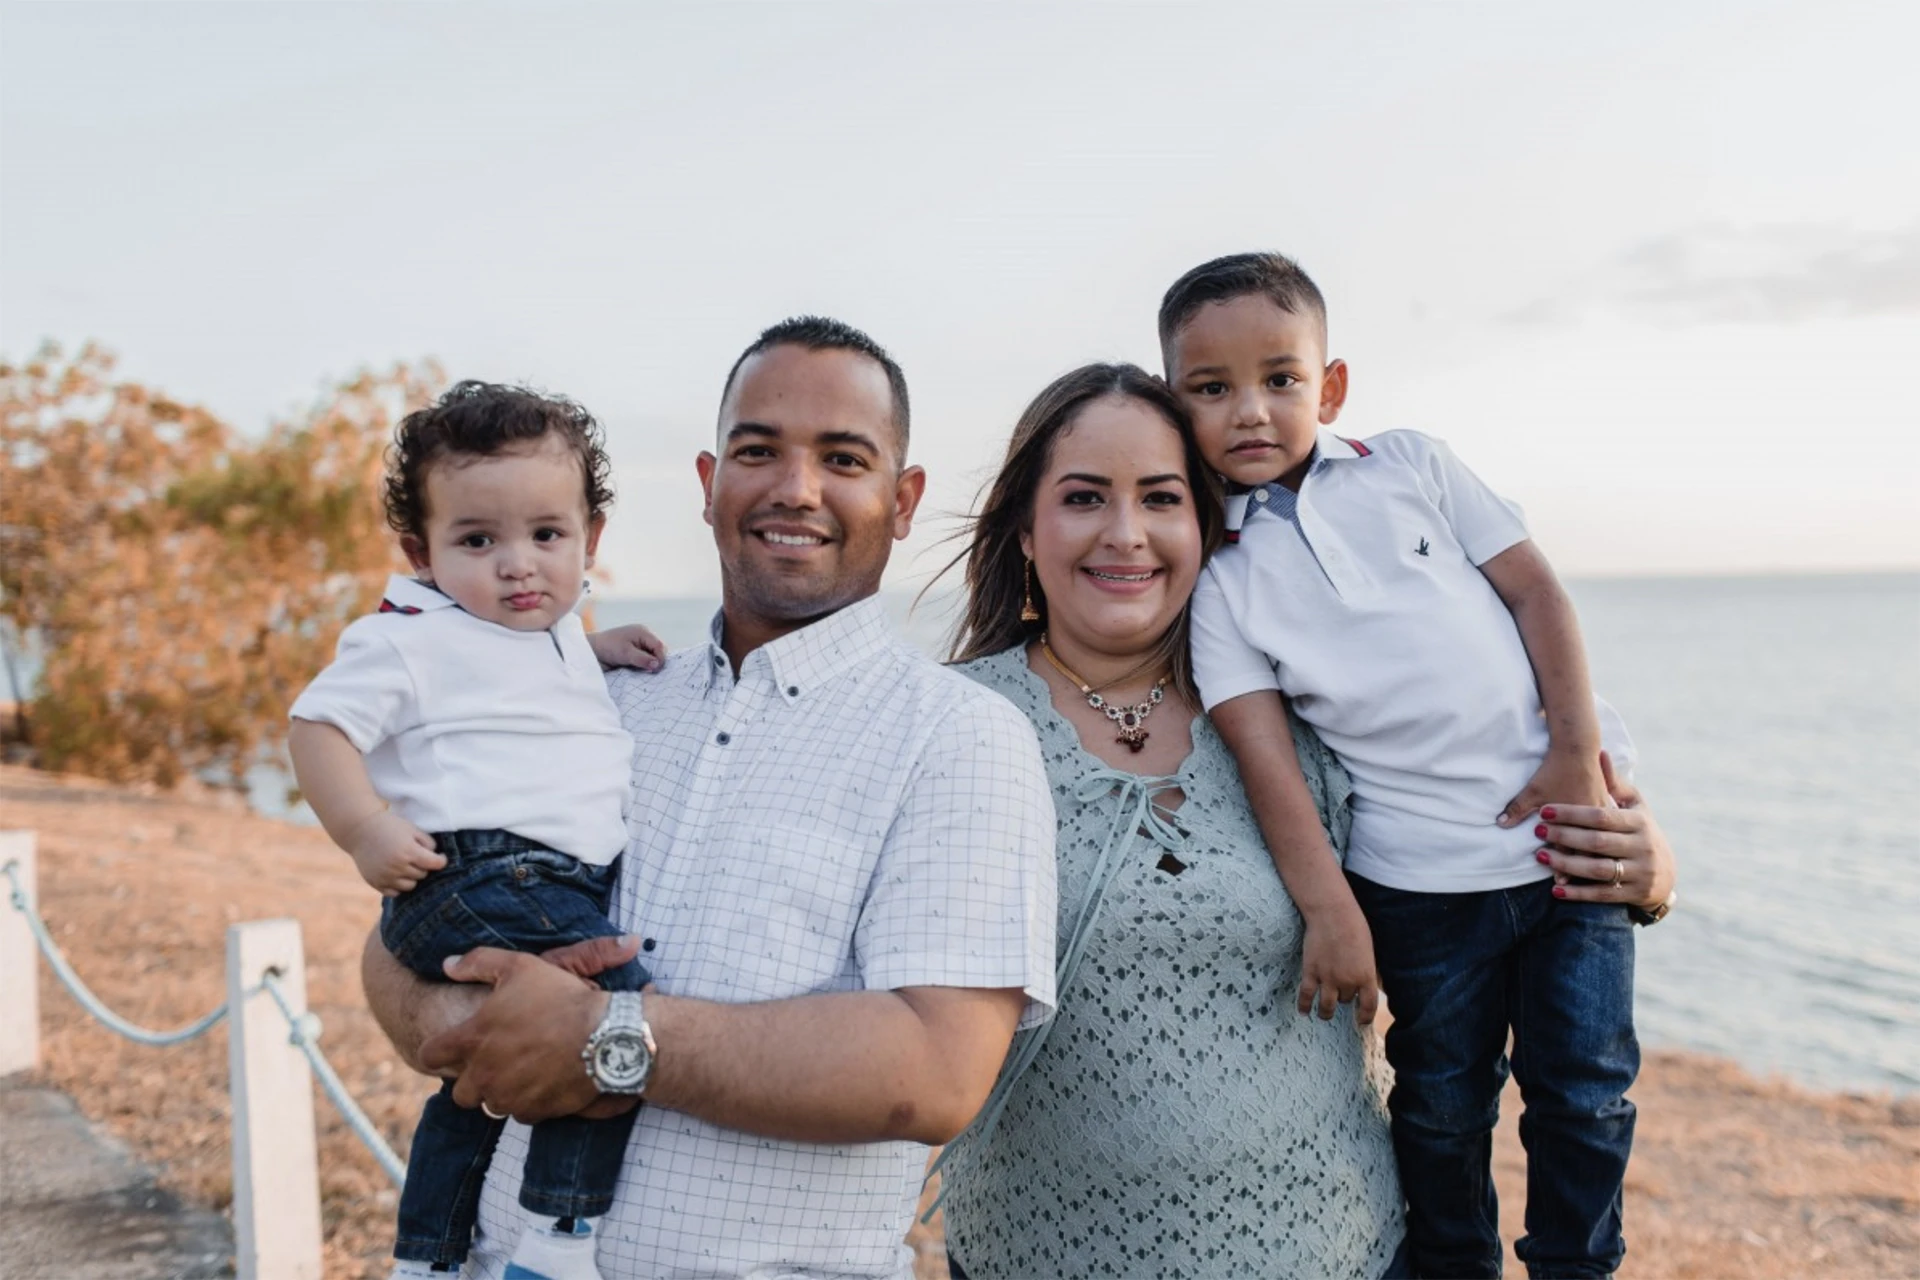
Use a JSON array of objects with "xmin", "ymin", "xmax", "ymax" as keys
[{"xmin": 1021, "ymin": 558, "xmax": 1042, "ymax": 623}]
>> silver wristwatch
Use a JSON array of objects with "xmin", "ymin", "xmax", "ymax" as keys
[{"xmin": 581, "ymin": 991, "xmax": 656, "ymax": 1095}]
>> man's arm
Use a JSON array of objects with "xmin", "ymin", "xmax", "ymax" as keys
[
  {"xmin": 360, "ymin": 927, "xmax": 486, "ymax": 1074},
  {"xmin": 1479, "ymin": 539, "xmax": 1607, "ymax": 825},
  {"xmin": 416, "ymin": 945, "xmax": 1026, "ymax": 1145}
]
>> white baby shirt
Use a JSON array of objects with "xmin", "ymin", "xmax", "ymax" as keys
[{"xmin": 289, "ymin": 574, "xmax": 633, "ymax": 864}]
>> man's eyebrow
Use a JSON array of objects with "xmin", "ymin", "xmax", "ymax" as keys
[
  {"xmin": 818, "ymin": 430, "xmax": 883, "ymax": 455},
  {"xmin": 725, "ymin": 423, "xmax": 884, "ymax": 456}
]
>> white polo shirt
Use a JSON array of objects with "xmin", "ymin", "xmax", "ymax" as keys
[
  {"xmin": 1192, "ymin": 429, "xmax": 1632, "ymax": 893},
  {"xmin": 466, "ymin": 596, "xmax": 1059, "ymax": 1280},
  {"xmin": 288, "ymin": 574, "xmax": 633, "ymax": 864}
]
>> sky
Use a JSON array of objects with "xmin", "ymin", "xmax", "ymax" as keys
[{"xmin": 3, "ymin": 1, "xmax": 1916, "ymax": 597}]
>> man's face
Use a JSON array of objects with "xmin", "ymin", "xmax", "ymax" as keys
[
  {"xmin": 697, "ymin": 344, "xmax": 925, "ymax": 638},
  {"xmin": 1166, "ymin": 294, "xmax": 1347, "ymax": 491}
]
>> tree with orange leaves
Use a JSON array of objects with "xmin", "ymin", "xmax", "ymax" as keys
[{"xmin": 0, "ymin": 341, "xmax": 443, "ymax": 788}]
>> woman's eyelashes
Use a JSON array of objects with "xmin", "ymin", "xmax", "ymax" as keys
[{"xmin": 1059, "ymin": 487, "xmax": 1184, "ymax": 509}]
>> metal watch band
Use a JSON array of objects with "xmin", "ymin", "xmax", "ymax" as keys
[{"xmin": 581, "ymin": 990, "xmax": 656, "ymax": 1095}]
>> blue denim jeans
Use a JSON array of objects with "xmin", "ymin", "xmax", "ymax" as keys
[
  {"xmin": 1347, "ymin": 873, "xmax": 1639, "ymax": 1280},
  {"xmin": 382, "ymin": 829, "xmax": 650, "ymax": 1267}
]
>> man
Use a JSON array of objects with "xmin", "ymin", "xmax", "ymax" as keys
[{"xmin": 363, "ymin": 317, "xmax": 1058, "ymax": 1280}]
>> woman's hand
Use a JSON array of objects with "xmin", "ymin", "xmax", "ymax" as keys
[
  {"xmin": 1534, "ymin": 751, "xmax": 1677, "ymax": 911},
  {"xmin": 588, "ymin": 623, "xmax": 667, "ymax": 672}
]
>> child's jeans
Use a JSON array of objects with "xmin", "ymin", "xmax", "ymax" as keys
[
  {"xmin": 1346, "ymin": 872, "xmax": 1638, "ymax": 1280},
  {"xmin": 381, "ymin": 829, "xmax": 650, "ymax": 1268}
]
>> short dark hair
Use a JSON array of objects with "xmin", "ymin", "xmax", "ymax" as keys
[
  {"xmin": 718, "ymin": 315, "xmax": 911, "ymax": 458},
  {"xmin": 1157, "ymin": 251, "xmax": 1329, "ymax": 358},
  {"xmin": 384, "ymin": 380, "xmax": 614, "ymax": 540}
]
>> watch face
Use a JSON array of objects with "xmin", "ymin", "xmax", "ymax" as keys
[{"xmin": 593, "ymin": 1030, "xmax": 651, "ymax": 1091}]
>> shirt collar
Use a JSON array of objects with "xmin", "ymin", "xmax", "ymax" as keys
[
  {"xmin": 1223, "ymin": 432, "xmax": 1370, "ymax": 536},
  {"xmin": 381, "ymin": 574, "xmax": 458, "ymax": 611},
  {"xmin": 700, "ymin": 594, "xmax": 894, "ymax": 703},
  {"xmin": 1313, "ymin": 428, "xmax": 1366, "ymax": 462}
]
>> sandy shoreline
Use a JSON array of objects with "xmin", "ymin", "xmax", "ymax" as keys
[{"xmin": 2, "ymin": 762, "xmax": 1915, "ymax": 1279}]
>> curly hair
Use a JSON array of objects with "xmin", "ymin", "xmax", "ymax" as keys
[{"xmin": 384, "ymin": 380, "xmax": 615, "ymax": 539}]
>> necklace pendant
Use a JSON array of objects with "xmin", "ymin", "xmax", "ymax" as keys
[{"xmin": 1119, "ymin": 726, "xmax": 1149, "ymax": 752}]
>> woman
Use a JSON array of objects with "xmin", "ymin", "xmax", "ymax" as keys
[{"xmin": 933, "ymin": 364, "xmax": 1676, "ymax": 1278}]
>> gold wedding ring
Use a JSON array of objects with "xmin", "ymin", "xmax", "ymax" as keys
[{"xmin": 1610, "ymin": 859, "xmax": 1625, "ymax": 888}]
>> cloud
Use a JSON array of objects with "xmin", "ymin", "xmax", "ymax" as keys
[{"xmin": 1502, "ymin": 221, "xmax": 1920, "ymax": 326}]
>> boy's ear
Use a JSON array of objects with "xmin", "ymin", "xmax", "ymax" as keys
[
  {"xmin": 1318, "ymin": 358, "xmax": 1350, "ymax": 424},
  {"xmin": 584, "ymin": 513, "xmax": 606, "ymax": 567},
  {"xmin": 401, "ymin": 534, "xmax": 432, "ymax": 578}
]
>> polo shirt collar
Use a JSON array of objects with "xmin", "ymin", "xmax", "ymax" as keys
[
  {"xmin": 1223, "ymin": 432, "xmax": 1370, "ymax": 537},
  {"xmin": 701, "ymin": 594, "xmax": 893, "ymax": 703},
  {"xmin": 381, "ymin": 574, "xmax": 457, "ymax": 612},
  {"xmin": 1314, "ymin": 428, "xmax": 1366, "ymax": 462}
]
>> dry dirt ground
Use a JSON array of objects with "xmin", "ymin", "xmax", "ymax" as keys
[{"xmin": 3, "ymin": 762, "xmax": 1915, "ymax": 1279}]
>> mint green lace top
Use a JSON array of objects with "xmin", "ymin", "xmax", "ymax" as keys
[{"xmin": 938, "ymin": 646, "xmax": 1405, "ymax": 1278}]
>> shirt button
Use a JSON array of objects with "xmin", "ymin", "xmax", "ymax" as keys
[
  {"xmin": 1254, "ymin": 489, "xmax": 1269, "ymax": 503},
  {"xmin": 641, "ymin": 938, "xmax": 657, "ymax": 952},
  {"xmin": 715, "ymin": 731, "xmax": 731, "ymax": 745},
  {"xmin": 787, "ymin": 686, "xmax": 800, "ymax": 698}
]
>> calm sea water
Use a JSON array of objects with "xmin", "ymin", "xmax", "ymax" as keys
[{"xmin": 599, "ymin": 573, "xmax": 1920, "ymax": 1097}]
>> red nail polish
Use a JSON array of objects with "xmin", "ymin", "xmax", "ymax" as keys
[
  {"xmin": 1552, "ymin": 885, "xmax": 1567, "ymax": 899},
  {"xmin": 1534, "ymin": 823, "xmax": 1549, "ymax": 839},
  {"xmin": 1536, "ymin": 850, "xmax": 1551, "ymax": 864},
  {"xmin": 1540, "ymin": 806, "xmax": 1557, "ymax": 821}
]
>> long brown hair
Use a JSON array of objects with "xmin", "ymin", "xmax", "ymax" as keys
[{"xmin": 940, "ymin": 363, "xmax": 1225, "ymax": 699}]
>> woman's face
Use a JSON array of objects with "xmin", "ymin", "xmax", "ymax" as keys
[{"xmin": 1019, "ymin": 394, "xmax": 1203, "ymax": 661}]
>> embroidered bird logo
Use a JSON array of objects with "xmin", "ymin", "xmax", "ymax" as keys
[{"xmin": 1416, "ymin": 537, "xmax": 1430, "ymax": 557}]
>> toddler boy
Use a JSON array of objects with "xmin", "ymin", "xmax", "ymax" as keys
[
  {"xmin": 1163, "ymin": 252, "xmax": 1639, "ymax": 1278},
  {"xmin": 289, "ymin": 381, "xmax": 658, "ymax": 1280}
]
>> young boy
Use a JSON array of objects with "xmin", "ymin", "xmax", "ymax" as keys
[
  {"xmin": 289, "ymin": 381, "xmax": 660, "ymax": 1280},
  {"xmin": 1162, "ymin": 252, "xmax": 1640, "ymax": 1277}
]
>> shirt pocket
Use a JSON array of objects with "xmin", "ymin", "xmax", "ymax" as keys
[{"xmin": 703, "ymin": 825, "xmax": 872, "ymax": 997}]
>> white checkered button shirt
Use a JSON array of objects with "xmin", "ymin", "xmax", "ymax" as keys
[{"xmin": 466, "ymin": 596, "xmax": 1058, "ymax": 1279}]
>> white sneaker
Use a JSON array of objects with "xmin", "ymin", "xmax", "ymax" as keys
[{"xmin": 502, "ymin": 1218, "xmax": 602, "ymax": 1280}]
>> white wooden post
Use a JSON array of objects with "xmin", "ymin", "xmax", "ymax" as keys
[
  {"xmin": 226, "ymin": 918, "xmax": 324, "ymax": 1280},
  {"xmin": 0, "ymin": 831, "xmax": 37, "ymax": 1077}
]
